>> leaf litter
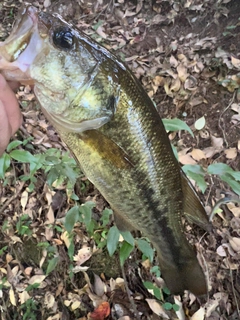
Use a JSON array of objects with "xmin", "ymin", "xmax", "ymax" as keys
[{"xmin": 1, "ymin": 0, "xmax": 240, "ymax": 319}]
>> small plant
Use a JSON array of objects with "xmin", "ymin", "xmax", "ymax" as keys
[
  {"xmin": 0, "ymin": 138, "xmax": 81, "ymax": 195},
  {"xmin": 16, "ymin": 214, "xmax": 32, "ymax": 236},
  {"xmin": 20, "ymin": 298, "xmax": 38, "ymax": 320}
]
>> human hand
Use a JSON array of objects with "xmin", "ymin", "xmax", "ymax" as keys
[{"xmin": 0, "ymin": 74, "xmax": 22, "ymax": 156}]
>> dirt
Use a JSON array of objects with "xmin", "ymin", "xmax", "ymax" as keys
[{"xmin": 0, "ymin": 0, "xmax": 240, "ymax": 319}]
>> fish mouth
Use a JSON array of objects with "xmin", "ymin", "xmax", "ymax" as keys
[{"xmin": 0, "ymin": 6, "xmax": 45, "ymax": 82}]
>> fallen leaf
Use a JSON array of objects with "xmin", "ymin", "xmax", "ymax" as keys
[
  {"xmin": 44, "ymin": 292, "xmax": 55, "ymax": 308},
  {"xmin": 146, "ymin": 299, "xmax": 169, "ymax": 319},
  {"xmin": 229, "ymin": 237, "xmax": 240, "ymax": 252},
  {"xmin": 190, "ymin": 307, "xmax": 205, "ymax": 320},
  {"xmin": 224, "ymin": 148, "xmax": 237, "ymax": 159},
  {"xmin": 174, "ymin": 296, "xmax": 185, "ymax": 320},
  {"xmin": 177, "ymin": 64, "xmax": 188, "ymax": 82},
  {"xmin": 216, "ymin": 245, "xmax": 227, "ymax": 257},
  {"xmin": 194, "ymin": 116, "xmax": 206, "ymax": 130},
  {"xmin": 179, "ymin": 153, "xmax": 197, "ymax": 165},
  {"xmin": 191, "ymin": 149, "xmax": 206, "ymax": 161},
  {"xmin": 89, "ymin": 301, "xmax": 110, "ymax": 320},
  {"xmin": 9, "ymin": 287, "xmax": 16, "ymax": 306},
  {"xmin": 231, "ymin": 56, "xmax": 240, "ymax": 69},
  {"xmin": 73, "ymin": 247, "xmax": 92, "ymax": 266},
  {"xmin": 211, "ymin": 135, "xmax": 224, "ymax": 148},
  {"xmin": 28, "ymin": 275, "xmax": 46, "ymax": 285},
  {"xmin": 19, "ymin": 291, "xmax": 30, "ymax": 304},
  {"xmin": 21, "ymin": 190, "xmax": 28, "ymax": 211},
  {"xmin": 71, "ymin": 301, "xmax": 81, "ymax": 311}
]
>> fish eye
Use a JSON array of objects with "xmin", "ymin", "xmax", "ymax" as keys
[{"xmin": 52, "ymin": 27, "xmax": 74, "ymax": 49}]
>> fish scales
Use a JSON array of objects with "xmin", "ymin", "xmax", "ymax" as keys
[{"xmin": 0, "ymin": 5, "xmax": 210, "ymax": 295}]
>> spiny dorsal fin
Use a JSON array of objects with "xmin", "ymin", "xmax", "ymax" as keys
[{"xmin": 181, "ymin": 170, "xmax": 211, "ymax": 232}]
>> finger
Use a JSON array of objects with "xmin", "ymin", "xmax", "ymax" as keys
[
  {"xmin": 0, "ymin": 74, "xmax": 22, "ymax": 135},
  {"xmin": 0, "ymin": 100, "xmax": 11, "ymax": 156},
  {"xmin": 8, "ymin": 81, "xmax": 20, "ymax": 91}
]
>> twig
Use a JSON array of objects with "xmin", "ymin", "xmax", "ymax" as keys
[
  {"xmin": 227, "ymin": 258, "xmax": 240, "ymax": 318},
  {"xmin": 218, "ymin": 91, "xmax": 236, "ymax": 148},
  {"xmin": 0, "ymin": 181, "xmax": 25, "ymax": 214},
  {"xmin": 121, "ymin": 263, "xmax": 141, "ymax": 320}
]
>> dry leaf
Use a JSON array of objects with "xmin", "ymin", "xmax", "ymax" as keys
[
  {"xmin": 44, "ymin": 292, "xmax": 55, "ymax": 308},
  {"xmin": 89, "ymin": 301, "xmax": 110, "ymax": 320},
  {"xmin": 146, "ymin": 299, "xmax": 169, "ymax": 319},
  {"xmin": 71, "ymin": 301, "xmax": 81, "ymax": 311},
  {"xmin": 9, "ymin": 288, "xmax": 16, "ymax": 306},
  {"xmin": 73, "ymin": 247, "xmax": 92, "ymax": 266},
  {"xmin": 21, "ymin": 190, "xmax": 28, "ymax": 210},
  {"xmin": 190, "ymin": 307, "xmax": 205, "ymax": 320},
  {"xmin": 211, "ymin": 135, "xmax": 224, "ymax": 149},
  {"xmin": 229, "ymin": 237, "xmax": 240, "ymax": 252},
  {"xmin": 93, "ymin": 273, "xmax": 105, "ymax": 297},
  {"xmin": 29, "ymin": 275, "xmax": 46, "ymax": 285},
  {"xmin": 177, "ymin": 64, "xmax": 188, "ymax": 82},
  {"xmin": 61, "ymin": 231, "xmax": 71, "ymax": 248},
  {"xmin": 191, "ymin": 149, "xmax": 206, "ymax": 161},
  {"xmin": 231, "ymin": 56, "xmax": 240, "ymax": 69},
  {"xmin": 179, "ymin": 153, "xmax": 197, "ymax": 165},
  {"xmin": 174, "ymin": 296, "xmax": 185, "ymax": 320},
  {"xmin": 216, "ymin": 245, "xmax": 227, "ymax": 257},
  {"xmin": 19, "ymin": 291, "xmax": 30, "ymax": 304},
  {"xmin": 224, "ymin": 148, "xmax": 237, "ymax": 159}
]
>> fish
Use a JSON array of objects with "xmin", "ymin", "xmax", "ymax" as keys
[{"xmin": 0, "ymin": 5, "xmax": 211, "ymax": 295}]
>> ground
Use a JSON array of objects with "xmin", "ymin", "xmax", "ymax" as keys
[{"xmin": 0, "ymin": 0, "xmax": 240, "ymax": 319}]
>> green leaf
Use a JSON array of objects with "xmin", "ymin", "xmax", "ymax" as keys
[
  {"xmin": 136, "ymin": 238, "xmax": 154, "ymax": 262},
  {"xmin": 163, "ymin": 118, "xmax": 193, "ymax": 137},
  {"xmin": 107, "ymin": 226, "xmax": 120, "ymax": 256},
  {"xmin": 0, "ymin": 153, "xmax": 11, "ymax": 179},
  {"xmin": 6, "ymin": 140, "xmax": 22, "ymax": 152},
  {"xmin": 182, "ymin": 165, "xmax": 207, "ymax": 193},
  {"xmin": 153, "ymin": 287, "xmax": 163, "ymax": 300},
  {"xmin": 64, "ymin": 206, "xmax": 80, "ymax": 233},
  {"xmin": 172, "ymin": 304, "xmax": 180, "ymax": 311},
  {"xmin": 79, "ymin": 202, "xmax": 95, "ymax": 230},
  {"xmin": 163, "ymin": 302, "xmax": 173, "ymax": 310},
  {"xmin": 46, "ymin": 256, "xmax": 60, "ymax": 275},
  {"xmin": 150, "ymin": 266, "xmax": 161, "ymax": 277},
  {"xmin": 68, "ymin": 237, "xmax": 75, "ymax": 261},
  {"xmin": 120, "ymin": 231, "xmax": 135, "ymax": 246},
  {"xmin": 194, "ymin": 116, "xmax": 206, "ymax": 130},
  {"xmin": 221, "ymin": 175, "xmax": 240, "ymax": 195},
  {"xmin": 119, "ymin": 241, "xmax": 134, "ymax": 266},
  {"xmin": 9, "ymin": 149, "xmax": 37, "ymax": 163},
  {"xmin": 143, "ymin": 281, "xmax": 155, "ymax": 290},
  {"xmin": 207, "ymin": 163, "xmax": 232, "ymax": 175},
  {"xmin": 162, "ymin": 287, "xmax": 171, "ymax": 295},
  {"xmin": 101, "ymin": 208, "xmax": 113, "ymax": 227}
]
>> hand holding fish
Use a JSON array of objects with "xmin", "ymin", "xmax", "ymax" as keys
[{"xmin": 0, "ymin": 74, "xmax": 22, "ymax": 156}]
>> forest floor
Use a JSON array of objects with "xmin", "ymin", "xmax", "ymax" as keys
[{"xmin": 0, "ymin": 0, "xmax": 240, "ymax": 319}]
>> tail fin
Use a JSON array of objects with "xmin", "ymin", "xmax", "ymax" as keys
[{"xmin": 159, "ymin": 257, "xmax": 207, "ymax": 296}]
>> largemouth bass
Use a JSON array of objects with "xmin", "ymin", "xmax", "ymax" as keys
[{"xmin": 0, "ymin": 6, "xmax": 210, "ymax": 295}]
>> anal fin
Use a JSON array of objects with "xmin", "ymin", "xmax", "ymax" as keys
[{"xmin": 181, "ymin": 170, "xmax": 211, "ymax": 232}]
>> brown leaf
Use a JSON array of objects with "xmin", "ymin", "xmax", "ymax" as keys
[
  {"xmin": 224, "ymin": 148, "xmax": 237, "ymax": 159},
  {"xmin": 191, "ymin": 149, "xmax": 206, "ymax": 161},
  {"xmin": 89, "ymin": 301, "xmax": 110, "ymax": 320}
]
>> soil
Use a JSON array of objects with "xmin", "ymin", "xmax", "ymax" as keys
[{"xmin": 0, "ymin": 0, "xmax": 240, "ymax": 319}]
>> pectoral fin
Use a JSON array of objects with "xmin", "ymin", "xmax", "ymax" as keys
[
  {"xmin": 181, "ymin": 170, "xmax": 211, "ymax": 232},
  {"xmin": 81, "ymin": 130, "xmax": 134, "ymax": 169}
]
